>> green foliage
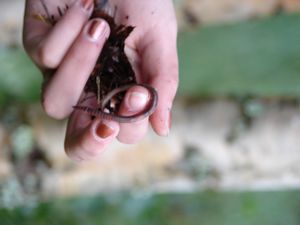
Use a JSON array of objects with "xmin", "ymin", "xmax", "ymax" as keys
[
  {"xmin": 0, "ymin": 48, "xmax": 41, "ymax": 106},
  {"xmin": 178, "ymin": 13, "xmax": 300, "ymax": 97},
  {"xmin": 1, "ymin": 190, "xmax": 300, "ymax": 225}
]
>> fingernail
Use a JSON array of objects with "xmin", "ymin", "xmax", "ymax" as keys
[
  {"xmin": 80, "ymin": 0, "xmax": 93, "ymax": 12},
  {"xmin": 96, "ymin": 122, "xmax": 114, "ymax": 139},
  {"xmin": 86, "ymin": 20, "xmax": 107, "ymax": 41},
  {"xmin": 126, "ymin": 92, "xmax": 148, "ymax": 111}
]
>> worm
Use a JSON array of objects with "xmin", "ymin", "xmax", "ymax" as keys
[{"xmin": 73, "ymin": 84, "xmax": 158, "ymax": 123}]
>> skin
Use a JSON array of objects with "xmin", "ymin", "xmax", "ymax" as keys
[{"xmin": 23, "ymin": 0, "xmax": 179, "ymax": 162}]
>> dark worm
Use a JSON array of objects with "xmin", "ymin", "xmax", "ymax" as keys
[{"xmin": 73, "ymin": 84, "xmax": 158, "ymax": 123}]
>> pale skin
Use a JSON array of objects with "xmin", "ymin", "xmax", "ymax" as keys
[{"xmin": 23, "ymin": 0, "xmax": 178, "ymax": 161}]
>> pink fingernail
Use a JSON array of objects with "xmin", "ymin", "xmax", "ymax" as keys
[
  {"xmin": 80, "ymin": 0, "xmax": 93, "ymax": 12},
  {"xmin": 86, "ymin": 20, "xmax": 107, "ymax": 41},
  {"xmin": 127, "ymin": 92, "xmax": 148, "ymax": 111}
]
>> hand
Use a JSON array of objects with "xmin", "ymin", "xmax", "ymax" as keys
[{"xmin": 23, "ymin": 0, "xmax": 178, "ymax": 161}]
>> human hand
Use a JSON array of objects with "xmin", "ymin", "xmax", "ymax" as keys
[{"xmin": 23, "ymin": 0, "xmax": 178, "ymax": 161}]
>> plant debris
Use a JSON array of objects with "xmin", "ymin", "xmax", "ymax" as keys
[{"xmin": 85, "ymin": 9, "xmax": 136, "ymax": 114}]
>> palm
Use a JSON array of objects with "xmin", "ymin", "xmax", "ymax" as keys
[{"xmin": 36, "ymin": 0, "xmax": 77, "ymax": 24}]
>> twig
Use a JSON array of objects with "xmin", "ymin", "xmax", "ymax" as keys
[{"xmin": 40, "ymin": 0, "xmax": 51, "ymax": 20}]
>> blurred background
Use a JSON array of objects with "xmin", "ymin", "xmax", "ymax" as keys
[{"xmin": 1, "ymin": 0, "xmax": 300, "ymax": 224}]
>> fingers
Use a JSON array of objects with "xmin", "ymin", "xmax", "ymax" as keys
[
  {"xmin": 65, "ymin": 108, "xmax": 120, "ymax": 162},
  {"xmin": 117, "ymin": 86, "xmax": 150, "ymax": 144},
  {"xmin": 140, "ymin": 37, "xmax": 179, "ymax": 136},
  {"xmin": 24, "ymin": 0, "xmax": 94, "ymax": 69},
  {"xmin": 42, "ymin": 19, "xmax": 110, "ymax": 119},
  {"xmin": 65, "ymin": 85, "xmax": 151, "ymax": 160},
  {"xmin": 149, "ymin": 72, "xmax": 178, "ymax": 136}
]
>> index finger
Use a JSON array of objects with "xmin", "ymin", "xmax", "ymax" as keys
[{"xmin": 23, "ymin": 0, "xmax": 94, "ymax": 69}]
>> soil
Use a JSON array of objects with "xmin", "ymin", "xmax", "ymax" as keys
[{"xmin": 85, "ymin": 9, "xmax": 136, "ymax": 114}]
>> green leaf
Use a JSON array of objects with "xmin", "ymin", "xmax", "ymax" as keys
[{"xmin": 178, "ymin": 13, "xmax": 300, "ymax": 98}]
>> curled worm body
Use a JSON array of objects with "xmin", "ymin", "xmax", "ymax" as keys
[{"xmin": 73, "ymin": 84, "xmax": 158, "ymax": 123}]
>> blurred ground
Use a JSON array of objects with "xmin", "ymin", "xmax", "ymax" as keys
[
  {"xmin": 1, "ymin": 0, "xmax": 300, "ymax": 209},
  {"xmin": 2, "ymin": 190, "xmax": 300, "ymax": 225}
]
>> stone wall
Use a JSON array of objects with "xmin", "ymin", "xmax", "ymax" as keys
[{"xmin": 176, "ymin": 0, "xmax": 300, "ymax": 28}]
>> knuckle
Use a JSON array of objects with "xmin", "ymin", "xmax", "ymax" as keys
[
  {"xmin": 37, "ymin": 44, "xmax": 60, "ymax": 68},
  {"xmin": 41, "ymin": 96, "xmax": 67, "ymax": 120}
]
